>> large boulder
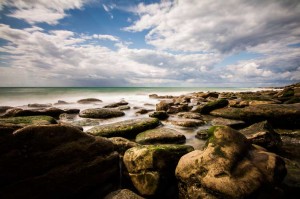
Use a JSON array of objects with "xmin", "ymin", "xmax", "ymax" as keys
[
  {"xmin": 0, "ymin": 124, "xmax": 119, "ymax": 199},
  {"xmin": 87, "ymin": 118, "xmax": 160, "ymax": 138},
  {"xmin": 79, "ymin": 108, "xmax": 125, "ymax": 119},
  {"xmin": 136, "ymin": 127, "xmax": 186, "ymax": 144},
  {"xmin": 123, "ymin": 144, "xmax": 194, "ymax": 197},
  {"xmin": 1, "ymin": 107, "xmax": 70, "ymax": 118},
  {"xmin": 240, "ymin": 121, "xmax": 282, "ymax": 151},
  {"xmin": 210, "ymin": 103, "xmax": 300, "ymax": 128},
  {"xmin": 176, "ymin": 126, "xmax": 286, "ymax": 199}
]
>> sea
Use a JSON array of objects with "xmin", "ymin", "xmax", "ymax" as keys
[{"xmin": 0, "ymin": 87, "xmax": 269, "ymax": 149}]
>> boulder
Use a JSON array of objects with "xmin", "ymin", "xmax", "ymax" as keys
[
  {"xmin": 87, "ymin": 118, "xmax": 160, "ymax": 138},
  {"xmin": 104, "ymin": 100, "xmax": 129, "ymax": 108},
  {"xmin": 2, "ymin": 107, "xmax": 67, "ymax": 118},
  {"xmin": 156, "ymin": 100, "xmax": 173, "ymax": 111},
  {"xmin": 210, "ymin": 103, "xmax": 300, "ymax": 128},
  {"xmin": 169, "ymin": 118, "xmax": 205, "ymax": 127},
  {"xmin": 176, "ymin": 126, "xmax": 286, "ymax": 199},
  {"xmin": 240, "ymin": 121, "xmax": 282, "ymax": 151},
  {"xmin": 77, "ymin": 98, "xmax": 102, "ymax": 104},
  {"xmin": 123, "ymin": 144, "xmax": 194, "ymax": 197},
  {"xmin": 79, "ymin": 108, "xmax": 125, "ymax": 119},
  {"xmin": 104, "ymin": 189, "xmax": 145, "ymax": 199},
  {"xmin": 177, "ymin": 112, "xmax": 203, "ymax": 120},
  {"xmin": 136, "ymin": 127, "xmax": 186, "ymax": 144},
  {"xmin": 199, "ymin": 99, "xmax": 229, "ymax": 114},
  {"xmin": 0, "ymin": 124, "xmax": 119, "ymax": 199},
  {"xmin": 149, "ymin": 111, "xmax": 169, "ymax": 120},
  {"xmin": 108, "ymin": 137, "xmax": 141, "ymax": 155},
  {"xmin": 0, "ymin": 115, "xmax": 57, "ymax": 126},
  {"xmin": 167, "ymin": 104, "xmax": 189, "ymax": 114}
]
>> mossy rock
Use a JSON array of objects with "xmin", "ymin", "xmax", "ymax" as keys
[
  {"xmin": 200, "ymin": 99, "xmax": 229, "ymax": 114},
  {"xmin": 0, "ymin": 116, "xmax": 57, "ymax": 126},
  {"xmin": 87, "ymin": 118, "xmax": 160, "ymax": 138},
  {"xmin": 79, "ymin": 108, "xmax": 125, "ymax": 119},
  {"xmin": 136, "ymin": 127, "xmax": 186, "ymax": 144},
  {"xmin": 210, "ymin": 103, "xmax": 300, "ymax": 128},
  {"xmin": 283, "ymin": 96, "xmax": 300, "ymax": 104}
]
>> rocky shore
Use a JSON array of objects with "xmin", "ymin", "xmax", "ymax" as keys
[{"xmin": 0, "ymin": 83, "xmax": 300, "ymax": 198}]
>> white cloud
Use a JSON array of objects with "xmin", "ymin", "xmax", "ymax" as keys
[
  {"xmin": 1, "ymin": 0, "xmax": 90, "ymax": 24},
  {"xmin": 125, "ymin": 0, "xmax": 300, "ymax": 53},
  {"xmin": 92, "ymin": 34, "xmax": 119, "ymax": 41}
]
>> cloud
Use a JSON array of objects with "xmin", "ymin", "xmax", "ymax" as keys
[
  {"xmin": 92, "ymin": 34, "xmax": 119, "ymax": 41},
  {"xmin": 125, "ymin": 0, "xmax": 300, "ymax": 53},
  {"xmin": 1, "ymin": 0, "xmax": 90, "ymax": 24}
]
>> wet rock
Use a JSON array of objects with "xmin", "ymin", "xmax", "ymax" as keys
[
  {"xmin": 0, "ymin": 124, "xmax": 119, "ymax": 199},
  {"xmin": 103, "ymin": 100, "xmax": 129, "ymax": 108},
  {"xmin": 2, "ymin": 107, "xmax": 66, "ymax": 118},
  {"xmin": 156, "ymin": 100, "xmax": 173, "ymax": 111},
  {"xmin": 176, "ymin": 126, "xmax": 287, "ymax": 199},
  {"xmin": 149, "ymin": 94, "xmax": 174, "ymax": 99},
  {"xmin": 104, "ymin": 189, "xmax": 145, "ymax": 199},
  {"xmin": 28, "ymin": 103, "xmax": 52, "ymax": 108},
  {"xmin": 166, "ymin": 104, "xmax": 189, "ymax": 114},
  {"xmin": 211, "ymin": 117, "xmax": 245, "ymax": 128},
  {"xmin": 177, "ymin": 112, "xmax": 203, "ymax": 120},
  {"xmin": 149, "ymin": 111, "xmax": 169, "ymax": 120},
  {"xmin": 0, "ymin": 115, "xmax": 57, "ymax": 127},
  {"xmin": 71, "ymin": 119, "xmax": 99, "ymax": 127},
  {"xmin": 123, "ymin": 144, "xmax": 194, "ymax": 197},
  {"xmin": 136, "ymin": 127, "xmax": 186, "ymax": 144},
  {"xmin": 54, "ymin": 100, "xmax": 69, "ymax": 105},
  {"xmin": 240, "ymin": 121, "xmax": 282, "ymax": 151},
  {"xmin": 77, "ymin": 98, "xmax": 102, "ymax": 104},
  {"xmin": 248, "ymin": 100, "xmax": 280, "ymax": 106},
  {"xmin": 195, "ymin": 129, "xmax": 209, "ymax": 140},
  {"xmin": 79, "ymin": 108, "xmax": 125, "ymax": 119},
  {"xmin": 108, "ymin": 137, "xmax": 141, "ymax": 155},
  {"xmin": 210, "ymin": 103, "xmax": 300, "ymax": 128},
  {"xmin": 118, "ymin": 105, "xmax": 131, "ymax": 110},
  {"xmin": 59, "ymin": 113, "xmax": 77, "ymax": 120},
  {"xmin": 199, "ymin": 99, "xmax": 229, "ymax": 114},
  {"xmin": 169, "ymin": 118, "xmax": 205, "ymax": 127},
  {"xmin": 63, "ymin": 108, "xmax": 80, "ymax": 114},
  {"xmin": 0, "ymin": 106, "xmax": 13, "ymax": 114},
  {"xmin": 135, "ymin": 109, "xmax": 154, "ymax": 115},
  {"xmin": 87, "ymin": 118, "xmax": 160, "ymax": 138}
]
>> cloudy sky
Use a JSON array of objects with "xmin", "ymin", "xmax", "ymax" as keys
[{"xmin": 0, "ymin": 0, "xmax": 299, "ymax": 87}]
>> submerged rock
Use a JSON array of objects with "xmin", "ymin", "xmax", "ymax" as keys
[
  {"xmin": 0, "ymin": 124, "xmax": 119, "ymax": 199},
  {"xmin": 79, "ymin": 108, "xmax": 125, "ymax": 119},
  {"xmin": 176, "ymin": 126, "xmax": 286, "ymax": 199},
  {"xmin": 136, "ymin": 127, "xmax": 186, "ymax": 144},
  {"xmin": 240, "ymin": 121, "xmax": 282, "ymax": 151},
  {"xmin": 210, "ymin": 103, "xmax": 300, "ymax": 128},
  {"xmin": 77, "ymin": 98, "xmax": 102, "ymax": 104},
  {"xmin": 87, "ymin": 118, "xmax": 160, "ymax": 138},
  {"xmin": 123, "ymin": 144, "xmax": 194, "ymax": 197}
]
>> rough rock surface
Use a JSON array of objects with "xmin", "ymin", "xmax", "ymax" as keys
[
  {"xmin": 79, "ymin": 108, "xmax": 125, "ymax": 119},
  {"xmin": 104, "ymin": 189, "xmax": 145, "ymax": 199},
  {"xmin": 211, "ymin": 117, "xmax": 245, "ymax": 128},
  {"xmin": 136, "ymin": 127, "xmax": 186, "ymax": 144},
  {"xmin": 87, "ymin": 118, "xmax": 160, "ymax": 138},
  {"xmin": 199, "ymin": 99, "xmax": 229, "ymax": 114},
  {"xmin": 108, "ymin": 137, "xmax": 140, "ymax": 155},
  {"xmin": 176, "ymin": 126, "xmax": 286, "ymax": 199},
  {"xmin": 0, "ymin": 124, "xmax": 119, "ymax": 199},
  {"xmin": 240, "ymin": 121, "xmax": 282, "ymax": 151},
  {"xmin": 123, "ymin": 144, "xmax": 194, "ymax": 197},
  {"xmin": 210, "ymin": 103, "xmax": 300, "ymax": 128}
]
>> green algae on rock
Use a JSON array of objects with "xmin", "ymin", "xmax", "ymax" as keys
[
  {"xmin": 87, "ymin": 118, "xmax": 160, "ymax": 138},
  {"xmin": 199, "ymin": 99, "xmax": 229, "ymax": 114}
]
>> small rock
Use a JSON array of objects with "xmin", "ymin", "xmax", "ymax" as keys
[
  {"xmin": 149, "ymin": 111, "xmax": 169, "ymax": 120},
  {"xmin": 118, "ymin": 105, "xmax": 131, "ymax": 110},
  {"xmin": 177, "ymin": 112, "xmax": 203, "ymax": 120},
  {"xmin": 135, "ymin": 109, "xmax": 153, "ymax": 115}
]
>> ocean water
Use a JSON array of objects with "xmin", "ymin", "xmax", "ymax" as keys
[{"xmin": 0, "ymin": 87, "xmax": 265, "ymax": 149}]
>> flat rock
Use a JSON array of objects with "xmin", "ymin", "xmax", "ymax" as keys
[
  {"xmin": 2, "ymin": 107, "xmax": 67, "ymax": 118},
  {"xmin": 169, "ymin": 118, "xmax": 205, "ymax": 127},
  {"xmin": 176, "ymin": 126, "xmax": 286, "ymax": 198},
  {"xmin": 136, "ymin": 127, "xmax": 186, "ymax": 144},
  {"xmin": 103, "ymin": 100, "xmax": 129, "ymax": 108},
  {"xmin": 210, "ymin": 103, "xmax": 300, "ymax": 128},
  {"xmin": 0, "ymin": 124, "xmax": 119, "ymax": 199},
  {"xmin": 87, "ymin": 118, "xmax": 160, "ymax": 138},
  {"xmin": 77, "ymin": 98, "xmax": 102, "ymax": 104},
  {"xmin": 0, "ymin": 115, "xmax": 57, "ymax": 126},
  {"xmin": 79, "ymin": 108, "xmax": 125, "ymax": 119},
  {"xmin": 177, "ymin": 112, "xmax": 203, "ymax": 119},
  {"xmin": 211, "ymin": 117, "xmax": 245, "ymax": 128},
  {"xmin": 124, "ymin": 144, "xmax": 194, "ymax": 197}
]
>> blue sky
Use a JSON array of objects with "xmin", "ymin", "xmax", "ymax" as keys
[{"xmin": 0, "ymin": 0, "xmax": 299, "ymax": 87}]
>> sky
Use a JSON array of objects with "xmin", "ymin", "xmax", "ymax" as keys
[{"xmin": 0, "ymin": 0, "xmax": 299, "ymax": 87}]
